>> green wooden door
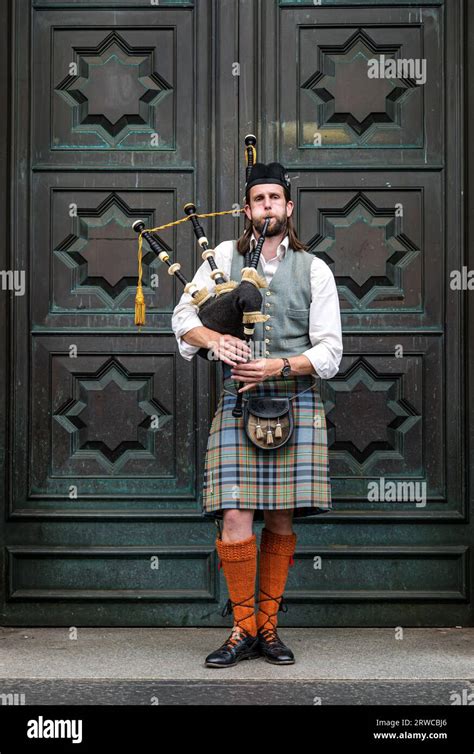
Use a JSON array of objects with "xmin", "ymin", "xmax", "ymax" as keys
[{"xmin": 0, "ymin": 0, "xmax": 472, "ymax": 627}]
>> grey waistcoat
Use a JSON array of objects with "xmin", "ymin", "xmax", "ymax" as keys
[{"xmin": 229, "ymin": 240, "xmax": 314, "ymax": 359}]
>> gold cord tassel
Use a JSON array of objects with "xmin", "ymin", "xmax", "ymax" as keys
[
  {"xmin": 135, "ymin": 284, "xmax": 146, "ymax": 326},
  {"xmin": 266, "ymin": 425, "xmax": 274, "ymax": 445},
  {"xmin": 135, "ymin": 233, "xmax": 146, "ymax": 326},
  {"xmin": 275, "ymin": 419, "xmax": 282, "ymax": 439},
  {"xmin": 255, "ymin": 422, "xmax": 264, "ymax": 440}
]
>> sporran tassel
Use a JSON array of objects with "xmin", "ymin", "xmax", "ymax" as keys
[{"xmin": 266, "ymin": 425, "xmax": 274, "ymax": 445}]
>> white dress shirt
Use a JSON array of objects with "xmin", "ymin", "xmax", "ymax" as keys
[{"xmin": 171, "ymin": 234, "xmax": 343, "ymax": 379}]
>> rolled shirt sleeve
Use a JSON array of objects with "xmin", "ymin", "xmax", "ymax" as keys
[
  {"xmin": 302, "ymin": 257, "xmax": 343, "ymax": 379},
  {"xmin": 171, "ymin": 307, "xmax": 204, "ymax": 361},
  {"xmin": 171, "ymin": 241, "xmax": 232, "ymax": 361}
]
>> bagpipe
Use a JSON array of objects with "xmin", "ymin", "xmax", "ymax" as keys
[{"xmin": 132, "ymin": 135, "xmax": 271, "ymax": 418}]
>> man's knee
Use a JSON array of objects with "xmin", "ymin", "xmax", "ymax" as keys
[
  {"xmin": 222, "ymin": 509, "xmax": 254, "ymax": 541},
  {"xmin": 263, "ymin": 510, "xmax": 294, "ymax": 533}
]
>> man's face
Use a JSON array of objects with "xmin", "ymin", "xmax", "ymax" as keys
[{"xmin": 244, "ymin": 184, "xmax": 294, "ymax": 238}]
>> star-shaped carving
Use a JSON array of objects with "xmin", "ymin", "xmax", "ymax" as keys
[
  {"xmin": 302, "ymin": 29, "xmax": 415, "ymax": 138},
  {"xmin": 54, "ymin": 192, "xmax": 166, "ymax": 308},
  {"xmin": 54, "ymin": 358, "xmax": 171, "ymax": 473},
  {"xmin": 55, "ymin": 31, "xmax": 172, "ymax": 146},
  {"xmin": 322, "ymin": 359, "xmax": 421, "ymax": 473},
  {"xmin": 306, "ymin": 193, "xmax": 419, "ymax": 308}
]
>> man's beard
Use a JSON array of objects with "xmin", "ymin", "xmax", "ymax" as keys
[{"xmin": 253, "ymin": 214, "xmax": 288, "ymax": 238}]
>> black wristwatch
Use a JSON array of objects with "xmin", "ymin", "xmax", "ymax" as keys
[{"xmin": 280, "ymin": 357, "xmax": 292, "ymax": 378}]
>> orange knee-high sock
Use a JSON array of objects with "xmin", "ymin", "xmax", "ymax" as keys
[
  {"xmin": 216, "ymin": 533, "xmax": 257, "ymax": 638},
  {"xmin": 256, "ymin": 528, "xmax": 297, "ymax": 633}
]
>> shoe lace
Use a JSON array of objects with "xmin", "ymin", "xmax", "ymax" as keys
[
  {"xmin": 220, "ymin": 596, "xmax": 256, "ymax": 648},
  {"xmin": 256, "ymin": 589, "xmax": 288, "ymax": 643}
]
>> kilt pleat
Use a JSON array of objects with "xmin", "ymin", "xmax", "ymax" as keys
[{"xmin": 201, "ymin": 375, "xmax": 332, "ymax": 521}]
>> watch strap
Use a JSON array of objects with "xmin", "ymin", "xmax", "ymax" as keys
[{"xmin": 280, "ymin": 357, "xmax": 291, "ymax": 377}]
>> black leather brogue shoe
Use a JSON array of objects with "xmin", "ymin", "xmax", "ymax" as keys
[
  {"xmin": 204, "ymin": 627, "xmax": 260, "ymax": 668},
  {"xmin": 255, "ymin": 592, "xmax": 295, "ymax": 664},
  {"xmin": 205, "ymin": 597, "xmax": 260, "ymax": 668},
  {"xmin": 257, "ymin": 625, "xmax": 295, "ymax": 664}
]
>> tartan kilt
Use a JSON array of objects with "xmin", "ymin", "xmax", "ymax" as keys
[{"xmin": 201, "ymin": 374, "xmax": 332, "ymax": 522}]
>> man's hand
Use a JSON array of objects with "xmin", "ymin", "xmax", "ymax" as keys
[
  {"xmin": 231, "ymin": 358, "xmax": 283, "ymax": 392},
  {"xmin": 207, "ymin": 333, "xmax": 252, "ymax": 366}
]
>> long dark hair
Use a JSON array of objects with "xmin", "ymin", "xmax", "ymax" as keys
[{"xmin": 236, "ymin": 188, "xmax": 308, "ymax": 255}]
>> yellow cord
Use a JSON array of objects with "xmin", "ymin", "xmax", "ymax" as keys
[{"xmin": 135, "ymin": 207, "xmax": 245, "ymax": 328}]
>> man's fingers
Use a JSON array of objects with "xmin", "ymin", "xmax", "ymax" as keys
[
  {"xmin": 233, "ymin": 350, "xmax": 251, "ymax": 362},
  {"xmin": 226, "ymin": 347, "xmax": 248, "ymax": 362},
  {"xmin": 216, "ymin": 338, "xmax": 251, "ymax": 362},
  {"xmin": 238, "ymin": 382, "xmax": 257, "ymax": 393},
  {"xmin": 231, "ymin": 368, "xmax": 265, "ymax": 377},
  {"xmin": 220, "ymin": 350, "xmax": 240, "ymax": 366},
  {"xmin": 227, "ymin": 351, "xmax": 248, "ymax": 364},
  {"xmin": 228, "ymin": 340, "xmax": 251, "ymax": 356},
  {"xmin": 208, "ymin": 338, "xmax": 251, "ymax": 366},
  {"xmin": 232, "ymin": 375, "xmax": 263, "ymax": 382},
  {"xmin": 218, "ymin": 347, "xmax": 245, "ymax": 365},
  {"xmin": 231, "ymin": 368, "xmax": 263, "ymax": 376}
]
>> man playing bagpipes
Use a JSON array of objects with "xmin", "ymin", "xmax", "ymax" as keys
[{"xmin": 171, "ymin": 161, "xmax": 343, "ymax": 667}]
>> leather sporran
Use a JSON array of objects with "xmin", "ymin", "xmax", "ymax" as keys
[{"xmin": 243, "ymin": 396, "xmax": 294, "ymax": 450}]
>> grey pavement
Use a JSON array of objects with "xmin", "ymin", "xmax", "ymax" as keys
[{"xmin": 0, "ymin": 626, "xmax": 473, "ymax": 705}]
